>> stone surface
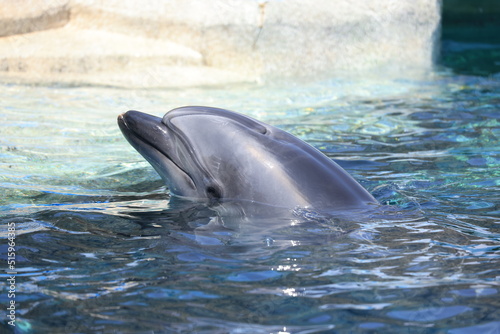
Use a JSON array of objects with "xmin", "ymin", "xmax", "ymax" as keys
[
  {"xmin": 0, "ymin": 0, "xmax": 70, "ymax": 37},
  {"xmin": 0, "ymin": 0, "xmax": 441, "ymax": 87}
]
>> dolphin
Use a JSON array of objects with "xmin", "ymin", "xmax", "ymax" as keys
[{"xmin": 117, "ymin": 106, "xmax": 377, "ymax": 213}]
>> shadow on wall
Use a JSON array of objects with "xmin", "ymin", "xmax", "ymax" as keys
[{"xmin": 441, "ymin": 0, "xmax": 500, "ymax": 76}]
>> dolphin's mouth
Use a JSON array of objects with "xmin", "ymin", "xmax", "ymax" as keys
[{"xmin": 118, "ymin": 111, "xmax": 196, "ymax": 193}]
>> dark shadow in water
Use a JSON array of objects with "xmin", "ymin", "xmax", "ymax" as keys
[{"xmin": 1, "ymin": 197, "xmax": 497, "ymax": 333}]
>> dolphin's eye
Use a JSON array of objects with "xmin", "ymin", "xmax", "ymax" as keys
[{"xmin": 206, "ymin": 185, "xmax": 222, "ymax": 199}]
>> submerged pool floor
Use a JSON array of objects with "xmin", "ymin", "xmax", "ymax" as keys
[{"xmin": 0, "ymin": 73, "xmax": 499, "ymax": 333}]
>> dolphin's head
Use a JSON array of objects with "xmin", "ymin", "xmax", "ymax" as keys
[{"xmin": 118, "ymin": 106, "xmax": 377, "ymax": 209}]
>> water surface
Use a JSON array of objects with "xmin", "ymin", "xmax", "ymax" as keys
[{"xmin": 1, "ymin": 73, "xmax": 499, "ymax": 333}]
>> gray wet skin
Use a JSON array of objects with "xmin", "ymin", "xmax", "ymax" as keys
[{"xmin": 118, "ymin": 106, "xmax": 377, "ymax": 211}]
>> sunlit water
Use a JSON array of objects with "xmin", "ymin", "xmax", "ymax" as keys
[{"xmin": 1, "ymin": 71, "xmax": 499, "ymax": 333}]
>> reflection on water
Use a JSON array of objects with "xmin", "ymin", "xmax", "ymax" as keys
[{"xmin": 0, "ymin": 73, "xmax": 499, "ymax": 333}]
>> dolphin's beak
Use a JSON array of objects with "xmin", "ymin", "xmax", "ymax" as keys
[
  {"xmin": 118, "ymin": 110, "xmax": 173, "ymax": 165},
  {"xmin": 118, "ymin": 110, "xmax": 198, "ymax": 196},
  {"xmin": 118, "ymin": 109, "xmax": 179, "ymax": 165},
  {"xmin": 118, "ymin": 110, "xmax": 166, "ymax": 142}
]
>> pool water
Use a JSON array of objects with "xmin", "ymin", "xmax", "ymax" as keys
[{"xmin": 1, "ymin": 71, "xmax": 499, "ymax": 333}]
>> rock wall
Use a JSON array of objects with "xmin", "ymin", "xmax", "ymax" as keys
[{"xmin": 0, "ymin": 0, "xmax": 441, "ymax": 87}]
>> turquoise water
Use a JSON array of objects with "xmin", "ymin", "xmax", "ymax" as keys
[{"xmin": 0, "ymin": 71, "xmax": 499, "ymax": 333}]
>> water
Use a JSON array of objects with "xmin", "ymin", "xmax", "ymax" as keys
[{"xmin": 0, "ymin": 71, "xmax": 499, "ymax": 333}]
